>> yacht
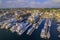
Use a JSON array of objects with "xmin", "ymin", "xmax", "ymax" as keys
[
  {"xmin": 27, "ymin": 24, "xmax": 36, "ymax": 35},
  {"xmin": 27, "ymin": 17, "xmax": 44, "ymax": 35},
  {"xmin": 17, "ymin": 22, "xmax": 31, "ymax": 35},
  {"xmin": 27, "ymin": 27, "xmax": 34, "ymax": 35},
  {"xmin": 40, "ymin": 19, "xmax": 51, "ymax": 39},
  {"xmin": 57, "ymin": 26, "xmax": 60, "ymax": 32},
  {"xmin": 10, "ymin": 24, "xmax": 17, "ymax": 32}
]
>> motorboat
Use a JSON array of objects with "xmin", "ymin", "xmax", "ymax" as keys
[
  {"xmin": 40, "ymin": 19, "xmax": 51, "ymax": 39},
  {"xmin": 27, "ymin": 27, "xmax": 34, "ymax": 35},
  {"xmin": 57, "ymin": 26, "xmax": 60, "ymax": 32},
  {"xmin": 40, "ymin": 27, "xmax": 50, "ymax": 39},
  {"xmin": 16, "ymin": 22, "xmax": 31, "ymax": 35}
]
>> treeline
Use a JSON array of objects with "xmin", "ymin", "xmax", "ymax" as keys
[{"xmin": 0, "ymin": 8, "xmax": 60, "ymax": 12}]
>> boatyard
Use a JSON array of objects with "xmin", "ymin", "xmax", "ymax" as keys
[{"xmin": 0, "ymin": 8, "xmax": 60, "ymax": 40}]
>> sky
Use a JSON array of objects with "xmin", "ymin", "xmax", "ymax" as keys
[{"xmin": 0, "ymin": 0, "xmax": 60, "ymax": 8}]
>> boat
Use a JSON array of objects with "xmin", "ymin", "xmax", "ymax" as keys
[
  {"xmin": 57, "ymin": 26, "xmax": 60, "ymax": 32},
  {"xmin": 27, "ymin": 24, "xmax": 36, "ymax": 35},
  {"xmin": 16, "ymin": 22, "xmax": 31, "ymax": 35},
  {"xmin": 10, "ymin": 25, "xmax": 17, "ymax": 32},
  {"xmin": 40, "ymin": 29, "xmax": 46, "ymax": 39},
  {"xmin": 27, "ymin": 17, "xmax": 44, "ymax": 35},
  {"xmin": 40, "ymin": 19, "xmax": 51, "ymax": 39},
  {"xmin": 27, "ymin": 27, "xmax": 34, "ymax": 35}
]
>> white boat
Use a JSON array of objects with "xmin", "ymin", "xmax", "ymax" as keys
[
  {"xmin": 5, "ymin": 22, "xmax": 15, "ymax": 29},
  {"xmin": 1, "ymin": 22, "xmax": 8, "ymax": 29},
  {"xmin": 36, "ymin": 18, "xmax": 44, "ymax": 29},
  {"xmin": 10, "ymin": 25, "xmax": 17, "ymax": 32},
  {"xmin": 17, "ymin": 22, "xmax": 31, "ymax": 35},
  {"xmin": 27, "ymin": 27, "xmax": 34, "ymax": 35},
  {"xmin": 5, "ymin": 19, "xmax": 16, "ymax": 29},
  {"xmin": 40, "ymin": 19, "xmax": 51, "ymax": 39},
  {"xmin": 48, "ymin": 20, "xmax": 51, "ymax": 27},
  {"xmin": 40, "ymin": 28, "xmax": 50, "ymax": 39},
  {"xmin": 46, "ymin": 31, "xmax": 50, "ymax": 39},
  {"xmin": 0, "ymin": 22, "xmax": 4, "ymax": 28},
  {"xmin": 57, "ymin": 26, "xmax": 60, "ymax": 32},
  {"xmin": 27, "ymin": 18, "xmax": 44, "ymax": 35},
  {"xmin": 16, "ymin": 23, "xmax": 23, "ymax": 33},
  {"xmin": 0, "ymin": 20, "xmax": 9, "ymax": 29},
  {"xmin": 40, "ymin": 29, "xmax": 46, "ymax": 39},
  {"xmin": 27, "ymin": 23, "xmax": 38, "ymax": 35}
]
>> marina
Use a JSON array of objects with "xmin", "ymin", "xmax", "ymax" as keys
[{"xmin": 0, "ymin": 8, "xmax": 60, "ymax": 40}]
